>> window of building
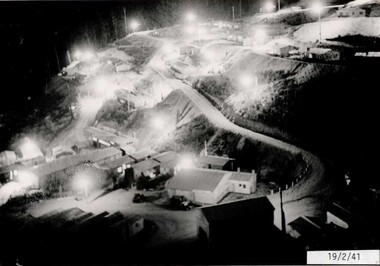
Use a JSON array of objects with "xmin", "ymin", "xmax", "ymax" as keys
[
  {"xmin": 243, "ymin": 184, "xmax": 246, "ymax": 189},
  {"xmin": 135, "ymin": 223, "xmax": 139, "ymax": 227}
]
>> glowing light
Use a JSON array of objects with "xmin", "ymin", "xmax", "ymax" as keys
[
  {"xmin": 82, "ymin": 51, "xmax": 95, "ymax": 61},
  {"xmin": 15, "ymin": 171, "xmax": 38, "ymax": 188},
  {"xmin": 264, "ymin": 2, "xmax": 276, "ymax": 12},
  {"xmin": 93, "ymin": 76, "xmax": 116, "ymax": 99},
  {"xmin": 74, "ymin": 50, "xmax": 82, "ymax": 61},
  {"xmin": 130, "ymin": 20, "xmax": 140, "ymax": 32},
  {"xmin": 239, "ymin": 73, "xmax": 255, "ymax": 89},
  {"xmin": 152, "ymin": 116, "xmax": 165, "ymax": 130},
  {"xmin": 117, "ymin": 167, "xmax": 123, "ymax": 173},
  {"xmin": 177, "ymin": 154, "xmax": 194, "ymax": 170},
  {"xmin": 186, "ymin": 12, "xmax": 196, "ymax": 22},
  {"xmin": 311, "ymin": 2, "xmax": 323, "ymax": 13},
  {"xmin": 19, "ymin": 138, "xmax": 42, "ymax": 160}
]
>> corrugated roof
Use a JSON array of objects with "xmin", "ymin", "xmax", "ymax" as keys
[
  {"xmin": 152, "ymin": 151, "xmax": 177, "ymax": 169},
  {"xmin": 200, "ymin": 196, "xmax": 274, "ymax": 223},
  {"xmin": 32, "ymin": 155, "xmax": 82, "ymax": 177},
  {"xmin": 288, "ymin": 216, "xmax": 323, "ymax": 236},
  {"xmin": 229, "ymin": 172, "xmax": 254, "ymax": 182},
  {"xmin": 152, "ymin": 151, "xmax": 176, "ymax": 163},
  {"xmin": 166, "ymin": 168, "xmax": 228, "ymax": 192},
  {"xmin": 327, "ymin": 203, "xmax": 356, "ymax": 224},
  {"xmin": 32, "ymin": 147, "xmax": 121, "ymax": 177},
  {"xmin": 133, "ymin": 159, "xmax": 160, "ymax": 174},
  {"xmin": 196, "ymin": 155, "xmax": 233, "ymax": 167},
  {"xmin": 86, "ymin": 127, "xmax": 135, "ymax": 145},
  {"xmin": 82, "ymin": 147, "xmax": 121, "ymax": 163},
  {"xmin": 100, "ymin": 155, "xmax": 135, "ymax": 169},
  {"xmin": 130, "ymin": 149, "xmax": 157, "ymax": 161}
]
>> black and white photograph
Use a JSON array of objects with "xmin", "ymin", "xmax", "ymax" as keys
[{"xmin": 0, "ymin": 0, "xmax": 379, "ymax": 265}]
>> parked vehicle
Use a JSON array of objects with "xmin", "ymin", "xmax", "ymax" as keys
[
  {"xmin": 170, "ymin": 196, "xmax": 193, "ymax": 210},
  {"xmin": 133, "ymin": 193, "xmax": 146, "ymax": 203}
]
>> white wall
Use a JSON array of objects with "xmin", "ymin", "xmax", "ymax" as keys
[
  {"xmin": 194, "ymin": 190, "xmax": 214, "ymax": 205},
  {"xmin": 230, "ymin": 180, "xmax": 251, "ymax": 194},
  {"xmin": 327, "ymin": 212, "xmax": 349, "ymax": 229},
  {"xmin": 213, "ymin": 173, "xmax": 231, "ymax": 203}
]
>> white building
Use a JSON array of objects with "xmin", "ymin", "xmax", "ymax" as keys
[
  {"xmin": 0, "ymin": 151, "xmax": 17, "ymax": 167},
  {"xmin": 229, "ymin": 170, "xmax": 257, "ymax": 194},
  {"xmin": 166, "ymin": 168, "xmax": 257, "ymax": 205},
  {"xmin": 337, "ymin": 7, "xmax": 366, "ymax": 17}
]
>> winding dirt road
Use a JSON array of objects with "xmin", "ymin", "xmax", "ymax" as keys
[{"xmin": 146, "ymin": 33, "xmax": 333, "ymax": 230}]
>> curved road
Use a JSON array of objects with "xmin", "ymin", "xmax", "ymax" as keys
[{"xmin": 146, "ymin": 33, "xmax": 333, "ymax": 230}]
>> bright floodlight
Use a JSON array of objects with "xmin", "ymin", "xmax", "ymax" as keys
[
  {"xmin": 239, "ymin": 73, "xmax": 255, "ymax": 89},
  {"xmin": 152, "ymin": 116, "xmax": 165, "ymax": 130},
  {"xmin": 311, "ymin": 2, "xmax": 323, "ymax": 13},
  {"xmin": 264, "ymin": 2, "xmax": 276, "ymax": 12},
  {"xmin": 186, "ymin": 12, "xmax": 196, "ymax": 22},
  {"xmin": 74, "ymin": 50, "xmax": 82, "ymax": 61},
  {"xmin": 178, "ymin": 155, "xmax": 194, "ymax": 169},
  {"xmin": 83, "ymin": 50, "xmax": 94, "ymax": 61},
  {"xmin": 16, "ymin": 171, "xmax": 38, "ymax": 188},
  {"xmin": 77, "ymin": 178, "xmax": 89, "ymax": 189},
  {"xmin": 93, "ymin": 76, "xmax": 113, "ymax": 98},
  {"xmin": 162, "ymin": 43, "xmax": 174, "ymax": 54},
  {"xmin": 130, "ymin": 20, "xmax": 140, "ymax": 32}
]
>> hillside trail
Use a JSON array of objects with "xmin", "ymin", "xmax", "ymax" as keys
[{"xmin": 143, "ymin": 31, "xmax": 333, "ymax": 230}]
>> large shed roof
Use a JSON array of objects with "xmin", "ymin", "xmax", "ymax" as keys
[
  {"xmin": 196, "ymin": 155, "xmax": 233, "ymax": 167},
  {"xmin": 166, "ymin": 168, "xmax": 228, "ymax": 192},
  {"xmin": 133, "ymin": 159, "xmax": 160, "ymax": 175},
  {"xmin": 100, "ymin": 155, "xmax": 135, "ymax": 169},
  {"xmin": 200, "ymin": 196, "xmax": 274, "ymax": 223}
]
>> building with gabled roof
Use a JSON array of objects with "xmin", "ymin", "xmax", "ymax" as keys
[
  {"xmin": 195, "ymin": 155, "xmax": 235, "ymax": 171},
  {"xmin": 327, "ymin": 202, "xmax": 357, "ymax": 229},
  {"xmin": 166, "ymin": 167, "xmax": 256, "ymax": 205},
  {"xmin": 99, "ymin": 155, "xmax": 135, "ymax": 176},
  {"xmin": 132, "ymin": 159, "xmax": 160, "ymax": 178},
  {"xmin": 152, "ymin": 151, "xmax": 177, "ymax": 174},
  {"xmin": 229, "ymin": 170, "xmax": 257, "ymax": 194},
  {"xmin": 197, "ymin": 196, "xmax": 275, "ymax": 248},
  {"xmin": 86, "ymin": 127, "xmax": 136, "ymax": 148},
  {"xmin": 0, "ymin": 151, "xmax": 17, "ymax": 167},
  {"xmin": 337, "ymin": 7, "xmax": 366, "ymax": 17},
  {"xmin": 129, "ymin": 149, "xmax": 157, "ymax": 162}
]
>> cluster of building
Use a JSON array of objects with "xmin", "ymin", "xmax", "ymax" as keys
[
  {"xmin": 288, "ymin": 200, "xmax": 379, "ymax": 251},
  {"xmin": 0, "ymin": 207, "xmax": 145, "ymax": 260}
]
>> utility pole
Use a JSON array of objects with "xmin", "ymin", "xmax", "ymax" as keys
[
  {"xmin": 53, "ymin": 41, "xmax": 61, "ymax": 72},
  {"xmin": 239, "ymin": 0, "xmax": 242, "ymax": 18},
  {"xmin": 232, "ymin": 6, "xmax": 235, "ymax": 21},
  {"xmin": 278, "ymin": 0, "xmax": 281, "ymax": 11},
  {"xmin": 318, "ymin": 9, "xmax": 322, "ymax": 42},
  {"xmin": 280, "ymin": 188, "xmax": 286, "ymax": 235},
  {"xmin": 123, "ymin": 7, "xmax": 128, "ymax": 36},
  {"xmin": 66, "ymin": 50, "xmax": 72, "ymax": 65}
]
